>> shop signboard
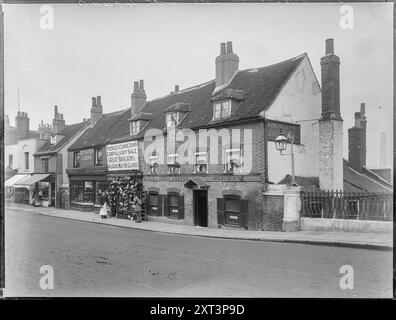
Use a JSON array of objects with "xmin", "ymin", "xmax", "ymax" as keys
[
  {"xmin": 266, "ymin": 120, "xmax": 301, "ymax": 145},
  {"xmin": 106, "ymin": 141, "xmax": 139, "ymax": 171}
]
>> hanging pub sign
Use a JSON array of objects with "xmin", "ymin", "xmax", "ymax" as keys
[
  {"xmin": 106, "ymin": 140, "xmax": 139, "ymax": 171},
  {"xmin": 266, "ymin": 120, "xmax": 301, "ymax": 145}
]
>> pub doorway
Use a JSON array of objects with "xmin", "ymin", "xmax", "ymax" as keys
[{"xmin": 193, "ymin": 190, "xmax": 208, "ymax": 227}]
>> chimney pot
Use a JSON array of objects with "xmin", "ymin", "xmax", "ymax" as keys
[
  {"xmin": 360, "ymin": 103, "xmax": 366, "ymax": 117},
  {"xmin": 226, "ymin": 41, "xmax": 233, "ymax": 53},
  {"xmin": 134, "ymin": 81, "xmax": 139, "ymax": 92},
  {"xmin": 175, "ymin": 85, "xmax": 179, "ymax": 93},
  {"xmin": 325, "ymin": 38, "xmax": 334, "ymax": 55},
  {"xmin": 220, "ymin": 42, "xmax": 226, "ymax": 55},
  {"xmin": 139, "ymin": 80, "xmax": 144, "ymax": 90},
  {"xmin": 54, "ymin": 105, "xmax": 58, "ymax": 117},
  {"xmin": 92, "ymin": 97, "xmax": 97, "ymax": 108},
  {"xmin": 96, "ymin": 95, "xmax": 101, "ymax": 106}
]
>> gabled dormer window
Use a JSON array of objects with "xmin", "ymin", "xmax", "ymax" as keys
[
  {"xmin": 50, "ymin": 135, "xmax": 56, "ymax": 145},
  {"xmin": 166, "ymin": 112, "xmax": 180, "ymax": 128},
  {"xmin": 213, "ymin": 100, "xmax": 231, "ymax": 120},
  {"xmin": 130, "ymin": 121, "xmax": 140, "ymax": 135}
]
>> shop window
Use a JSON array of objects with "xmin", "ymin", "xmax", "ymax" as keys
[
  {"xmin": 73, "ymin": 151, "xmax": 81, "ymax": 168},
  {"xmin": 94, "ymin": 181, "xmax": 110, "ymax": 206},
  {"xmin": 94, "ymin": 148, "xmax": 103, "ymax": 166},
  {"xmin": 224, "ymin": 148, "xmax": 243, "ymax": 173},
  {"xmin": 167, "ymin": 154, "xmax": 180, "ymax": 174},
  {"xmin": 149, "ymin": 156, "xmax": 158, "ymax": 174},
  {"xmin": 213, "ymin": 100, "xmax": 231, "ymax": 120},
  {"xmin": 42, "ymin": 158, "xmax": 49, "ymax": 173},
  {"xmin": 24, "ymin": 152, "xmax": 29, "ymax": 170},
  {"xmin": 194, "ymin": 152, "xmax": 207, "ymax": 173},
  {"xmin": 71, "ymin": 180, "xmax": 94, "ymax": 204}
]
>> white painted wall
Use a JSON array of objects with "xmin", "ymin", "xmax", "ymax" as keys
[
  {"xmin": 262, "ymin": 55, "xmax": 322, "ymax": 183},
  {"xmin": 60, "ymin": 122, "xmax": 90, "ymax": 188},
  {"xmin": 17, "ymin": 138, "xmax": 47, "ymax": 174}
]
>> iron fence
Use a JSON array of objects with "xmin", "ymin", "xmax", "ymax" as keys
[{"xmin": 301, "ymin": 190, "xmax": 393, "ymax": 221}]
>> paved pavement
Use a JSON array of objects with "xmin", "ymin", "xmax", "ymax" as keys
[
  {"xmin": 4, "ymin": 207, "xmax": 393, "ymax": 297},
  {"xmin": 5, "ymin": 203, "xmax": 393, "ymax": 249}
]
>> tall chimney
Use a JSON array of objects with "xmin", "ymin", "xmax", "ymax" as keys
[
  {"xmin": 348, "ymin": 103, "xmax": 367, "ymax": 172},
  {"xmin": 52, "ymin": 105, "xmax": 66, "ymax": 134},
  {"xmin": 215, "ymin": 41, "xmax": 239, "ymax": 89},
  {"xmin": 15, "ymin": 111, "xmax": 29, "ymax": 140},
  {"xmin": 131, "ymin": 79, "xmax": 147, "ymax": 117},
  {"xmin": 90, "ymin": 96, "xmax": 103, "ymax": 124},
  {"xmin": 319, "ymin": 39, "xmax": 344, "ymax": 191}
]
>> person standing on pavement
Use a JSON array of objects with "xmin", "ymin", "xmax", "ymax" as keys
[
  {"xmin": 133, "ymin": 196, "xmax": 142, "ymax": 223},
  {"xmin": 99, "ymin": 192, "xmax": 109, "ymax": 219}
]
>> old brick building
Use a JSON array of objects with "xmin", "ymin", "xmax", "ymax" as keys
[{"xmin": 66, "ymin": 40, "xmax": 325, "ymax": 230}]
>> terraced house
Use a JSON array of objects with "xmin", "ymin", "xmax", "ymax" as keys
[{"xmin": 66, "ymin": 40, "xmax": 325, "ymax": 231}]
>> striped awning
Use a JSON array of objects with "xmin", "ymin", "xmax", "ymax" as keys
[
  {"xmin": 14, "ymin": 174, "xmax": 52, "ymax": 186},
  {"xmin": 5, "ymin": 174, "xmax": 31, "ymax": 187}
]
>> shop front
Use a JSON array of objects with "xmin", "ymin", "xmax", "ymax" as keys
[{"xmin": 13, "ymin": 173, "xmax": 55, "ymax": 206}]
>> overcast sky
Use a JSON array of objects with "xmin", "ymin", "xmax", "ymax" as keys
[{"xmin": 3, "ymin": 3, "xmax": 393, "ymax": 168}]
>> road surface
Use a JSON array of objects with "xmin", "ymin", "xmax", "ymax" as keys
[{"xmin": 4, "ymin": 208, "xmax": 393, "ymax": 297}]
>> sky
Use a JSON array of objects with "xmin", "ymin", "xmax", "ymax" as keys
[{"xmin": 3, "ymin": 3, "xmax": 393, "ymax": 168}]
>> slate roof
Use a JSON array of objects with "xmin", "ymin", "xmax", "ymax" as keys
[{"xmin": 36, "ymin": 121, "xmax": 89, "ymax": 155}]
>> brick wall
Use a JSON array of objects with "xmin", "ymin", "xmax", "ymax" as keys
[{"xmin": 319, "ymin": 119, "xmax": 343, "ymax": 191}]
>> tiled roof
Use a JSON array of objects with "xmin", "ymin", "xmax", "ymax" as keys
[
  {"xmin": 72, "ymin": 54, "xmax": 306, "ymax": 149},
  {"xmin": 36, "ymin": 121, "xmax": 88, "ymax": 154},
  {"xmin": 278, "ymin": 161, "xmax": 393, "ymax": 193},
  {"xmin": 68, "ymin": 109, "xmax": 130, "ymax": 151},
  {"xmin": 343, "ymin": 160, "xmax": 392, "ymax": 193}
]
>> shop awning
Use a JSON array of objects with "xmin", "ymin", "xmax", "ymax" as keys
[
  {"xmin": 184, "ymin": 177, "xmax": 209, "ymax": 190},
  {"xmin": 14, "ymin": 174, "xmax": 52, "ymax": 186},
  {"xmin": 5, "ymin": 174, "xmax": 30, "ymax": 187}
]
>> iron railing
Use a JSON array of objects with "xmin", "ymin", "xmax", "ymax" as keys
[{"xmin": 301, "ymin": 191, "xmax": 393, "ymax": 221}]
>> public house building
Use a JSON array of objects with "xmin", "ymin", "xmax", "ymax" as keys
[{"xmin": 66, "ymin": 40, "xmax": 323, "ymax": 230}]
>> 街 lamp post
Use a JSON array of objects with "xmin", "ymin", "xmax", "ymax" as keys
[{"xmin": 275, "ymin": 131, "xmax": 297, "ymax": 186}]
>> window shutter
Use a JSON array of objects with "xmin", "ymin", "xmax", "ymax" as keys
[
  {"xmin": 217, "ymin": 198, "xmax": 224, "ymax": 225},
  {"xmin": 164, "ymin": 195, "xmax": 169, "ymax": 217},
  {"xmin": 240, "ymin": 199, "xmax": 249, "ymax": 229},
  {"xmin": 178, "ymin": 195, "xmax": 184, "ymax": 219}
]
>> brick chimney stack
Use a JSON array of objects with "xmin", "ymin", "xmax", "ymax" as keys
[
  {"xmin": 52, "ymin": 105, "xmax": 66, "ymax": 134},
  {"xmin": 15, "ymin": 111, "xmax": 30, "ymax": 140},
  {"xmin": 319, "ymin": 39, "xmax": 344, "ymax": 191},
  {"xmin": 131, "ymin": 79, "xmax": 147, "ymax": 118},
  {"xmin": 90, "ymin": 95, "xmax": 103, "ymax": 124},
  {"xmin": 348, "ymin": 103, "xmax": 367, "ymax": 172},
  {"xmin": 215, "ymin": 41, "xmax": 239, "ymax": 89}
]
